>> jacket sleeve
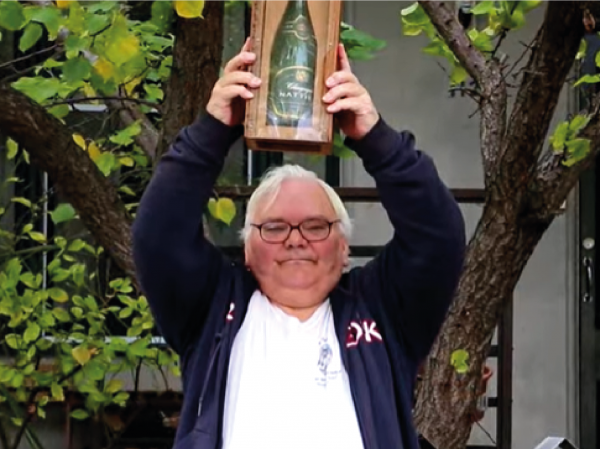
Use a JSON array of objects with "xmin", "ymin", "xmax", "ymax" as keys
[
  {"xmin": 132, "ymin": 113, "xmax": 243, "ymax": 355},
  {"xmin": 346, "ymin": 116, "xmax": 466, "ymax": 364}
]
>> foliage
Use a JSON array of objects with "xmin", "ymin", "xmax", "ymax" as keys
[
  {"xmin": 400, "ymin": 0, "xmax": 600, "ymax": 169},
  {"xmin": 0, "ymin": 161, "xmax": 180, "ymax": 448}
]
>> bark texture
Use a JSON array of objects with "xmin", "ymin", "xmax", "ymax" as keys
[
  {"xmin": 0, "ymin": 82, "xmax": 136, "ymax": 281},
  {"xmin": 414, "ymin": 2, "xmax": 599, "ymax": 448},
  {"xmin": 157, "ymin": 1, "xmax": 225, "ymax": 159}
]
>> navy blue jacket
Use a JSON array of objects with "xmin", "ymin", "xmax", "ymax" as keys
[{"xmin": 132, "ymin": 112, "xmax": 466, "ymax": 449}]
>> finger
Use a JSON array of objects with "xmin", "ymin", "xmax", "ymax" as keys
[
  {"xmin": 326, "ymin": 69, "xmax": 357, "ymax": 88},
  {"xmin": 224, "ymin": 50, "xmax": 256, "ymax": 75},
  {"xmin": 338, "ymin": 43, "xmax": 351, "ymax": 72},
  {"xmin": 323, "ymin": 83, "xmax": 364, "ymax": 104},
  {"xmin": 218, "ymin": 84, "xmax": 255, "ymax": 101},
  {"xmin": 218, "ymin": 71, "xmax": 261, "ymax": 89},
  {"xmin": 326, "ymin": 97, "xmax": 366, "ymax": 113},
  {"xmin": 241, "ymin": 36, "xmax": 252, "ymax": 53}
]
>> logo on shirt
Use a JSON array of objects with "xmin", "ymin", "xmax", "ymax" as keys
[{"xmin": 345, "ymin": 319, "xmax": 383, "ymax": 348}]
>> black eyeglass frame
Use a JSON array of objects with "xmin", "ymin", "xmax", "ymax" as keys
[{"xmin": 250, "ymin": 219, "xmax": 342, "ymax": 243}]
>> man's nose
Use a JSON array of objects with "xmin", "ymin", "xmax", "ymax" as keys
[{"xmin": 285, "ymin": 227, "xmax": 308, "ymax": 247}]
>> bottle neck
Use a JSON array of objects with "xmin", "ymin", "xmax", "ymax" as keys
[{"xmin": 290, "ymin": 0, "xmax": 308, "ymax": 13}]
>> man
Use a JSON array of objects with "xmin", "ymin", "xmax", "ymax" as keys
[{"xmin": 132, "ymin": 39, "xmax": 466, "ymax": 449}]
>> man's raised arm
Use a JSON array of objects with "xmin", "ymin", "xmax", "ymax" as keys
[
  {"xmin": 347, "ymin": 117, "xmax": 466, "ymax": 364},
  {"xmin": 132, "ymin": 41, "xmax": 260, "ymax": 354},
  {"xmin": 132, "ymin": 114, "xmax": 242, "ymax": 354},
  {"xmin": 321, "ymin": 44, "xmax": 466, "ymax": 364}
]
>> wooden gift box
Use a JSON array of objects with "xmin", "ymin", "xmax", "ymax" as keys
[{"xmin": 244, "ymin": 0, "xmax": 343, "ymax": 155}]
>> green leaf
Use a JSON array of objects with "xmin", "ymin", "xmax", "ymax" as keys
[
  {"xmin": 333, "ymin": 133, "xmax": 354, "ymax": 158},
  {"xmin": 151, "ymin": 0, "xmax": 175, "ymax": 32},
  {"xmin": 95, "ymin": 152, "xmax": 117, "ymax": 176},
  {"xmin": 569, "ymin": 114, "xmax": 591, "ymax": 133},
  {"xmin": 550, "ymin": 121, "xmax": 569, "ymax": 151},
  {"xmin": 28, "ymin": 231, "xmax": 47, "ymax": 243},
  {"xmin": 450, "ymin": 65, "xmax": 468, "ymax": 86},
  {"xmin": 471, "ymin": 1, "xmax": 494, "ymax": 14},
  {"xmin": 109, "ymin": 120, "xmax": 142, "ymax": 146},
  {"xmin": 51, "ymin": 203, "xmax": 76, "ymax": 224},
  {"xmin": 571, "ymin": 73, "xmax": 597, "ymax": 89},
  {"xmin": 11, "ymin": 417, "xmax": 23, "ymax": 426},
  {"xmin": 48, "ymin": 104, "xmax": 70, "ymax": 119},
  {"xmin": 64, "ymin": 35, "xmax": 88, "ymax": 54},
  {"xmin": 119, "ymin": 307, "xmax": 133, "ymax": 319},
  {"xmin": 68, "ymin": 239, "xmax": 86, "ymax": 252},
  {"xmin": 450, "ymin": 349, "xmax": 469, "ymax": 365},
  {"xmin": 207, "ymin": 198, "xmax": 236, "ymax": 225},
  {"xmin": 28, "ymin": 5, "xmax": 62, "ymax": 39},
  {"xmin": 12, "ymin": 197, "xmax": 32, "ymax": 208},
  {"xmin": 70, "ymin": 409, "xmax": 89, "ymax": 420},
  {"xmin": 563, "ymin": 138, "xmax": 591, "ymax": 167},
  {"xmin": 72, "ymin": 345, "xmax": 92, "ymax": 365},
  {"xmin": 143, "ymin": 84, "xmax": 163, "ymax": 101},
  {"xmin": 70, "ymin": 307, "xmax": 83, "ymax": 319},
  {"xmin": 48, "ymin": 287, "xmax": 68, "ymax": 303},
  {"xmin": 105, "ymin": 15, "xmax": 140, "ymax": 66},
  {"xmin": 6, "ymin": 138, "xmax": 18, "ymax": 160},
  {"xmin": 105, "ymin": 379, "xmax": 123, "ymax": 394},
  {"xmin": 52, "ymin": 307, "xmax": 70, "ymax": 322},
  {"xmin": 174, "ymin": 0, "xmax": 205, "ymax": 19},
  {"xmin": 51, "ymin": 383, "xmax": 65, "ymax": 401},
  {"xmin": 62, "ymin": 56, "xmax": 92, "ymax": 84},
  {"xmin": 20, "ymin": 272, "xmax": 39, "ymax": 288},
  {"xmin": 19, "ymin": 22, "xmax": 43, "ymax": 52},
  {"xmin": 576, "ymin": 38, "xmax": 587, "ymax": 61},
  {"xmin": 85, "ymin": 13, "xmax": 110, "ymax": 35},
  {"xmin": 5, "ymin": 334, "xmax": 20, "ymax": 349},
  {"xmin": 0, "ymin": 1, "xmax": 27, "ymax": 31},
  {"xmin": 24, "ymin": 322, "xmax": 41, "ymax": 343},
  {"xmin": 12, "ymin": 77, "xmax": 61, "ymax": 103}
]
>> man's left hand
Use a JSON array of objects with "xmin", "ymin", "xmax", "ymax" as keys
[{"xmin": 322, "ymin": 44, "xmax": 379, "ymax": 140}]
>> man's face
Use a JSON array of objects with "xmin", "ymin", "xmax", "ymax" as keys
[{"xmin": 245, "ymin": 179, "xmax": 349, "ymax": 309}]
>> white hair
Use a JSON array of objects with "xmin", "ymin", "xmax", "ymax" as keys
[{"xmin": 240, "ymin": 164, "xmax": 353, "ymax": 243}]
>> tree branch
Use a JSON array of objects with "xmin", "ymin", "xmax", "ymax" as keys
[
  {"xmin": 157, "ymin": 1, "xmax": 225, "ymax": 159},
  {"xmin": 0, "ymin": 81, "xmax": 136, "ymax": 283},
  {"xmin": 46, "ymin": 96, "xmax": 159, "ymax": 110},
  {"xmin": 419, "ymin": 1, "xmax": 507, "ymax": 190},
  {"xmin": 496, "ymin": 2, "xmax": 589, "ymax": 204},
  {"xmin": 419, "ymin": 1, "xmax": 488, "ymax": 88},
  {"xmin": 531, "ymin": 95, "xmax": 600, "ymax": 219},
  {"xmin": 16, "ymin": 0, "xmax": 159, "ymax": 160},
  {"xmin": 106, "ymin": 98, "xmax": 159, "ymax": 161}
]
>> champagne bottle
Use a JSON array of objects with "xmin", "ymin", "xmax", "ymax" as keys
[{"xmin": 266, "ymin": 0, "xmax": 317, "ymax": 128}]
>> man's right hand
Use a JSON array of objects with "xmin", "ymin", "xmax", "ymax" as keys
[{"xmin": 206, "ymin": 38, "xmax": 262, "ymax": 127}]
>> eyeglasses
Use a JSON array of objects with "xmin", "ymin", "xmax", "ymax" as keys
[{"xmin": 250, "ymin": 218, "xmax": 341, "ymax": 243}]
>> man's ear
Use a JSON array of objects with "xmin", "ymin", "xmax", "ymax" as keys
[
  {"xmin": 342, "ymin": 240, "xmax": 350, "ymax": 267},
  {"xmin": 244, "ymin": 245, "xmax": 252, "ymax": 269}
]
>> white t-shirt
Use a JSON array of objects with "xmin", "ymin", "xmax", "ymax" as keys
[{"xmin": 222, "ymin": 290, "xmax": 364, "ymax": 449}]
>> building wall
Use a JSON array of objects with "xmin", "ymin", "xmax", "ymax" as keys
[{"xmin": 341, "ymin": 2, "xmax": 578, "ymax": 449}]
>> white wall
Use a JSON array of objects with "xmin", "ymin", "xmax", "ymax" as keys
[{"xmin": 341, "ymin": 2, "xmax": 577, "ymax": 448}]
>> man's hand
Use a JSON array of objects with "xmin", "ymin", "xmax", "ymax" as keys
[
  {"xmin": 322, "ymin": 44, "xmax": 379, "ymax": 140},
  {"xmin": 206, "ymin": 38, "xmax": 262, "ymax": 127}
]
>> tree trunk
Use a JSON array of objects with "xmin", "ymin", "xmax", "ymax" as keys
[
  {"xmin": 0, "ymin": 82, "xmax": 136, "ymax": 281},
  {"xmin": 157, "ymin": 1, "xmax": 225, "ymax": 159},
  {"xmin": 414, "ymin": 203, "xmax": 552, "ymax": 448}
]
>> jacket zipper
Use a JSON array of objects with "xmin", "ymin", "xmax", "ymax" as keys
[{"xmin": 197, "ymin": 334, "xmax": 223, "ymax": 417}]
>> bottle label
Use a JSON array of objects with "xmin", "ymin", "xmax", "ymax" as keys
[{"xmin": 268, "ymin": 65, "xmax": 314, "ymax": 125}]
